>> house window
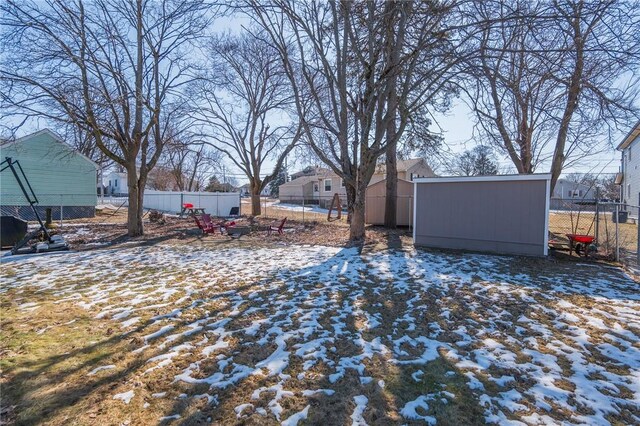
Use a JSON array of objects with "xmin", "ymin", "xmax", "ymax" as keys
[
  {"xmin": 115, "ymin": 179, "xmax": 118, "ymax": 187},
  {"xmin": 341, "ymin": 179, "xmax": 345, "ymax": 187},
  {"xmin": 324, "ymin": 179, "xmax": 332, "ymax": 192},
  {"xmin": 629, "ymin": 146, "xmax": 632, "ymax": 161},
  {"xmin": 313, "ymin": 183, "xmax": 319, "ymax": 192},
  {"xmin": 109, "ymin": 180, "xmax": 111, "ymax": 187},
  {"xmin": 628, "ymin": 184, "xmax": 632, "ymax": 199}
]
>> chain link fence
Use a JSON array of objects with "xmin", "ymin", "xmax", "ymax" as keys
[
  {"xmin": 242, "ymin": 196, "xmax": 349, "ymax": 224},
  {"xmin": 1, "ymin": 194, "xmax": 96, "ymax": 222},
  {"xmin": 549, "ymin": 199, "xmax": 639, "ymax": 267}
]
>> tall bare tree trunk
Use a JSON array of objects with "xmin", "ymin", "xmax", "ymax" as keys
[
  {"xmin": 126, "ymin": 163, "xmax": 144, "ymax": 236},
  {"xmin": 350, "ymin": 191, "xmax": 366, "ymax": 241},
  {"xmin": 550, "ymin": 14, "xmax": 584, "ymax": 194},
  {"xmin": 250, "ymin": 179, "xmax": 262, "ymax": 216},
  {"xmin": 384, "ymin": 117, "xmax": 398, "ymax": 228},
  {"xmin": 383, "ymin": 0, "xmax": 402, "ymax": 229}
]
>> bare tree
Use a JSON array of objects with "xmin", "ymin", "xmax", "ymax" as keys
[
  {"xmin": 462, "ymin": 0, "xmax": 640, "ymax": 191},
  {"xmin": 161, "ymin": 130, "xmax": 222, "ymax": 192},
  {"xmin": 250, "ymin": 1, "xmax": 463, "ymax": 234},
  {"xmin": 0, "ymin": 0, "xmax": 213, "ymax": 236},
  {"xmin": 450, "ymin": 145, "xmax": 499, "ymax": 176},
  {"xmin": 249, "ymin": 0, "xmax": 439, "ymax": 240},
  {"xmin": 189, "ymin": 31, "xmax": 300, "ymax": 216},
  {"xmin": 378, "ymin": 0, "xmax": 461, "ymax": 228}
]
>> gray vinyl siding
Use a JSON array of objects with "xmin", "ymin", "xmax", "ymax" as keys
[
  {"xmin": 414, "ymin": 178, "xmax": 549, "ymax": 256},
  {"xmin": 1, "ymin": 131, "xmax": 97, "ymax": 208}
]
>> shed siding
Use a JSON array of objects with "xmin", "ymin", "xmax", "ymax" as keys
[
  {"xmin": 365, "ymin": 179, "xmax": 413, "ymax": 226},
  {"xmin": 1, "ymin": 132, "xmax": 97, "ymax": 207},
  {"xmin": 414, "ymin": 179, "xmax": 548, "ymax": 256}
]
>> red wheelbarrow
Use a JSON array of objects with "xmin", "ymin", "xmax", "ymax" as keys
[{"xmin": 566, "ymin": 234, "xmax": 596, "ymax": 258}]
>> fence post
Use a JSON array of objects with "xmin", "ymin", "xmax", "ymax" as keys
[
  {"xmin": 594, "ymin": 190, "xmax": 599, "ymax": 246},
  {"xmin": 615, "ymin": 204, "xmax": 620, "ymax": 262},
  {"xmin": 409, "ymin": 196, "xmax": 413, "ymax": 231}
]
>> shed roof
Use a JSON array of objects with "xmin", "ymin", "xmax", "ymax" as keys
[{"xmin": 414, "ymin": 174, "xmax": 551, "ymax": 184}]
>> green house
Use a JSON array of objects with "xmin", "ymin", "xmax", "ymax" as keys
[{"xmin": 1, "ymin": 129, "xmax": 98, "ymax": 220}]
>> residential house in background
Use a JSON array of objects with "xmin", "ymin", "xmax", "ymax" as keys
[
  {"xmin": 551, "ymin": 178, "xmax": 596, "ymax": 200},
  {"xmin": 279, "ymin": 167, "xmax": 346, "ymax": 208},
  {"xmin": 290, "ymin": 166, "xmax": 329, "ymax": 180},
  {"xmin": 616, "ymin": 120, "xmax": 640, "ymax": 206},
  {"xmin": 0, "ymin": 128, "xmax": 97, "ymax": 220},
  {"xmin": 106, "ymin": 170, "xmax": 128, "ymax": 196},
  {"xmin": 370, "ymin": 158, "xmax": 435, "ymax": 184},
  {"xmin": 279, "ymin": 158, "xmax": 435, "ymax": 208}
]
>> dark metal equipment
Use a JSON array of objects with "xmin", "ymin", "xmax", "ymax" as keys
[
  {"xmin": 0, "ymin": 157, "xmax": 69, "ymax": 254},
  {"xmin": 0, "ymin": 215, "xmax": 28, "ymax": 248}
]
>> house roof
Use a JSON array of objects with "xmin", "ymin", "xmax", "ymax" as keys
[
  {"xmin": 280, "ymin": 175, "xmax": 321, "ymax": 187},
  {"xmin": 290, "ymin": 166, "xmax": 332, "ymax": 179},
  {"xmin": 3, "ymin": 128, "xmax": 98, "ymax": 169},
  {"xmin": 374, "ymin": 158, "xmax": 432, "ymax": 174},
  {"xmin": 616, "ymin": 120, "xmax": 640, "ymax": 151},
  {"xmin": 555, "ymin": 179, "xmax": 592, "ymax": 189}
]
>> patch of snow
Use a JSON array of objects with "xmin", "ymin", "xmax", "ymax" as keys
[
  {"xmin": 281, "ymin": 405, "xmax": 310, "ymax": 426},
  {"xmin": 88, "ymin": 365, "xmax": 116, "ymax": 376},
  {"xmin": 113, "ymin": 390, "xmax": 134, "ymax": 404},
  {"xmin": 400, "ymin": 395, "xmax": 436, "ymax": 424},
  {"xmin": 351, "ymin": 395, "xmax": 368, "ymax": 426}
]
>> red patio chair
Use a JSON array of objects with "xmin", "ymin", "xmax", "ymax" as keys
[
  {"xmin": 268, "ymin": 217, "xmax": 287, "ymax": 235},
  {"xmin": 201, "ymin": 214, "xmax": 222, "ymax": 234},
  {"xmin": 194, "ymin": 214, "xmax": 218, "ymax": 235}
]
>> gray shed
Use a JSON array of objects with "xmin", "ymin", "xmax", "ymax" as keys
[{"xmin": 413, "ymin": 174, "xmax": 551, "ymax": 256}]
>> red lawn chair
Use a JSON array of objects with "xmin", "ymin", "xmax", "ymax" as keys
[
  {"xmin": 201, "ymin": 214, "xmax": 223, "ymax": 234},
  {"xmin": 268, "ymin": 217, "xmax": 287, "ymax": 235},
  {"xmin": 194, "ymin": 214, "xmax": 218, "ymax": 235}
]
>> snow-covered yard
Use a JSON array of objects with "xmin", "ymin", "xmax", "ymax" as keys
[{"xmin": 1, "ymin": 242, "xmax": 639, "ymax": 425}]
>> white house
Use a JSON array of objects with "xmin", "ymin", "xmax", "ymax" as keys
[
  {"xmin": 616, "ymin": 120, "xmax": 640, "ymax": 205},
  {"xmin": 106, "ymin": 170, "xmax": 128, "ymax": 196},
  {"xmin": 552, "ymin": 178, "xmax": 596, "ymax": 200}
]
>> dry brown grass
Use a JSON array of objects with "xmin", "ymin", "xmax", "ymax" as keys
[
  {"xmin": 548, "ymin": 210, "xmax": 638, "ymax": 254},
  {"xmin": 3, "ymin": 211, "xmax": 638, "ymax": 425}
]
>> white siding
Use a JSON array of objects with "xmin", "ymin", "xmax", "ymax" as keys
[{"xmin": 622, "ymin": 136, "xmax": 640, "ymax": 205}]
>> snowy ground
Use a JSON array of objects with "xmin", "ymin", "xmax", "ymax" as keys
[
  {"xmin": 1, "ymin": 242, "xmax": 639, "ymax": 425},
  {"xmin": 266, "ymin": 201, "xmax": 347, "ymax": 214}
]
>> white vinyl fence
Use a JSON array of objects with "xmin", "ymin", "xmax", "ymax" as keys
[
  {"xmin": 144, "ymin": 190, "xmax": 240, "ymax": 216},
  {"xmin": 98, "ymin": 191, "xmax": 241, "ymax": 217}
]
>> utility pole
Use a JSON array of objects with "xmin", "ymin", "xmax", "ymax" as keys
[{"xmin": 222, "ymin": 164, "xmax": 226, "ymax": 192}]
